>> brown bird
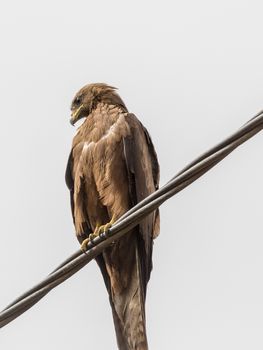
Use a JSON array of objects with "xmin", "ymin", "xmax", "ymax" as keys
[{"xmin": 66, "ymin": 83, "xmax": 160, "ymax": 350}]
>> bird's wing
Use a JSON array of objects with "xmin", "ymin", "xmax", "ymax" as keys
[
  {"xmin": 65, "ymin": 146, "xmax": 93, "ymax": 242},
  {"xmin": 123, "ymin": 113, "xmax": 160, "ymax": 286},
  {"xmin": 65, "ymin": 150, "xmax": 75, "ymax": 221}
]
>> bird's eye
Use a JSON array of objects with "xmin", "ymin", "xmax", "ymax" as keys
[{"xmin": 74, "ymin": 96, "xmax": 82, "ymax": 105}]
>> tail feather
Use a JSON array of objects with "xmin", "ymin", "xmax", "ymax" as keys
[{"xmin": 96, "ymin": 232, "xmax": 149, "ymax": 350}]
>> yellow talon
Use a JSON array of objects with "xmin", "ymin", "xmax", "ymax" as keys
[
  {"xmin": 80, "ymin": 224, "xmax": 100, "ymax": 252},
  {"xmin": 80, "ymin": 217, "xmax": 115, "ymax": 253},
  {"xmin": 101, "ymin": 216, "xmax": 115, "ymax": 234},
  {"xmin": 80, "ymin": 237, "xmax": 90, "ymax": 252}
]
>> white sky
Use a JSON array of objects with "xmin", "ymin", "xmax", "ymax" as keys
[{"xmin": 0, "ymin": 1, "xmax": 262, "ymax": 349}]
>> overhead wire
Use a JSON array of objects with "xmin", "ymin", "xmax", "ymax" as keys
[{"xmin": 0, "ymin": 110, "xmax": 262, "ymax": 328}]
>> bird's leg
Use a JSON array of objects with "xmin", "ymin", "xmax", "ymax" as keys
[
  {"xmin": 101, "ymin": 215, "xmax": 115, "ymax": 235},
  {"xmin": 80, "ymin": 216, "xmax": 116, "ymax": 253},
  {"xmin": 101, "ymin": 216, "xmax": 116, "ymax": 246},
  {"xmin": 80, "ymin": 223, "xmax": 100, "ymax": 252}
]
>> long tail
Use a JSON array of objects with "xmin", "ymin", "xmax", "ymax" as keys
[{"xmin": 96, "ymin": 232, "xmax": 149, "ymax": 350}]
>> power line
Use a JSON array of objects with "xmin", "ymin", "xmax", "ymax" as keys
[{"xmin": 0, "ymin": 110, "xmax": 262, "ymax": 328}]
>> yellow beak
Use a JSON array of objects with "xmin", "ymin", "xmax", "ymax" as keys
[{"xmin": 70, "ymin": 104, "xmax": 84, "ymax": 125}]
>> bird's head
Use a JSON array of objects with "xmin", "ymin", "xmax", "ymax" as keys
[{"xmin": 70, "ymin": 83, "xmax": 127, "ymax": 125}]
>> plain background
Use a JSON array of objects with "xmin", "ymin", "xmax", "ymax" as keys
[{"xmin": 0, "ymin": 1, "xmax": 262, "ymax": 349}]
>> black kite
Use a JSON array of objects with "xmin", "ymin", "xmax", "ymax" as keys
[{"xmin": 66, "ymin": 83, "xmax": 160, "ymax": 350}]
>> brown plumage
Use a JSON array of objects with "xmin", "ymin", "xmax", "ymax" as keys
[{"xmin": 66, "ymin": 83, "xmax": 160, "ymax": 350}]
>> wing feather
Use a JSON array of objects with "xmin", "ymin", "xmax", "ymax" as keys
[
  {"xmin": 123, "ymin": 113, "xmax": 160, "ymax": 285},
  {"xmin": 65, "ymin": 148, "xmax": 92, "ymax": 242}
]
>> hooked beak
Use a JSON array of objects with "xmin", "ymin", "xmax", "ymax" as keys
[{"xmin": 70, "ymin": 104, "xmax": 84, "ymax": 126}]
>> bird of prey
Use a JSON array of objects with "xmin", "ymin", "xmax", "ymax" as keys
[{"xmin": 66, "ymin": 83, "xmax": 160, "ymax": 350}]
